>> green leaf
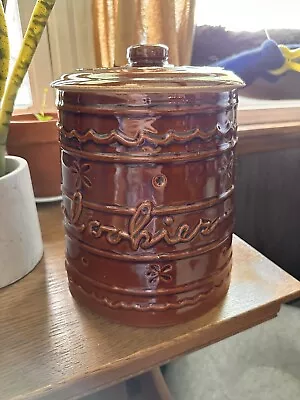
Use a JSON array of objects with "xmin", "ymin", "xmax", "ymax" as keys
[{"xmin": 34, "ymin": 113, "xmax": 54, "ymax": 122}]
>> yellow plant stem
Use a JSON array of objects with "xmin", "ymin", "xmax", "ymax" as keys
[
  {"xmin": 0, "ymin": 2, "xmax": 9, "ymax": 102},
  {"xmin": 0, "ymin": 0, "xmax": 9, "ymax": 177},
  {"xmin": 0, "ymin": 0, "xmax": 56, "ymax": 177}
]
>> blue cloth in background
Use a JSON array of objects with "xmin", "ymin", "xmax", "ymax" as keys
[{"xmin": 212, "ymin": 39, "xmax": 286, "ymax": 85}]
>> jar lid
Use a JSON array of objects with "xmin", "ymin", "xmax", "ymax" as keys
[{"xmin": 51, "ymin": 44, "xmax": 245, "ymax": 93}]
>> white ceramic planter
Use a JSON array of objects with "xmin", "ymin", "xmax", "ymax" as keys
[{"xmin": 0, "ymin": 156, "xmax": 43, "ymax": 288}]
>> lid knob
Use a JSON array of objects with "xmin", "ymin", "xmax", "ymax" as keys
[{"xmin": 127, "ymin": 44, "xmax": 169, "ymax": 67}]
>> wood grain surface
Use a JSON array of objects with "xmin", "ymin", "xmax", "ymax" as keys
[{"xmin": 1, "ymin": 203, "xmax": 300, "ymax": 400}]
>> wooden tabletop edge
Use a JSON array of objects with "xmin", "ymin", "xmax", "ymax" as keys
[{"xmin": 16, "ymin": 301, "xmax": 285, "ymax": 400}]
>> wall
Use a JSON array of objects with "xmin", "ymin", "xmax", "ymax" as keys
[{"xmin": 235, "ymin": 148, "xmax": 300, "ymax": 280}]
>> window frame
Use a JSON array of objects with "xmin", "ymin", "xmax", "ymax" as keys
[{"xmin": 238, "ymin": 107, "xmax": 300, "ymax": 125}]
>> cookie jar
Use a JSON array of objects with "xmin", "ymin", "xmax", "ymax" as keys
[{"xmin": 52, "ymin": 44, "xmax": 244, "ymax": 327}]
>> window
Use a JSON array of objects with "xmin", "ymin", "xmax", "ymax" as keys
[
  {"xmin": 6, "ymin": 0, "xmax": 32, "ymax": 109},
  {"xmin": 195, "ymin": 0, "xmax": 300, "ymax": 124},
  {"xmin": 11, "ymin": 0, "xmax": 300, "ymax": 127},
  {"xmin": 10, "ymin": 0, "xmax": 54, "ymax": 114},
  {"xmin": 9, "ymin": 0, "xmax": 95, "ymax": 114},
  {"xmin": 195, "ymin": 0, "xmax": 300, "ymax": 32}
]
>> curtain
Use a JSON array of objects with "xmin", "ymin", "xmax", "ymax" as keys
[
  {"xmin": 93, "ymin": 0, "xmax": 196, "ymax": 67},
  {"xmin": 48, "ymin": 0, "xmax": 96, "ymax": 79}
]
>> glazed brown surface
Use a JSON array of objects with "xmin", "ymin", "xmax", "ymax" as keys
[
  {"xmin": 57, "ymin": 88, "xmax": 238, "ymax": 326},
  {"xmin": 51, "ymin": 44, "xmax": 244, "ymax": 326}
]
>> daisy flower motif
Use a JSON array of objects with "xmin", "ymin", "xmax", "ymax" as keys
[
  {"xmin": 146, "ymin": 264, "xmax": 173, "ymax": 284},
  {"xmin": 71, "ymin": 160, "xmax": 92, "ymax": 190}
]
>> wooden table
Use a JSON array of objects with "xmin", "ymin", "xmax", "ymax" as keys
[{"xmin": 1, "ymin": 203, "xmax": 300, "ymax": 400}]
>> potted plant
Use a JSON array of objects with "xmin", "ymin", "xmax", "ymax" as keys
[
  {"xmin": 0, "ymin": 0, "xmax": 56, "ymax": 288},
  {"xmin": 7, "ymin": 89, "xmax": 61, "ymax": 199}
]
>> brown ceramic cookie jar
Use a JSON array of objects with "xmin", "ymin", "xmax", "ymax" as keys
[{"xmin": 52, "ymin": 44, "xmax": 245, "ymax": 327}]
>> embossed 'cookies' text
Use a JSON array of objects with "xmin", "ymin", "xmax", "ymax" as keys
[{"xmin": 64, "ymin": 193, "xmax": 232, "ymax": 251}]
